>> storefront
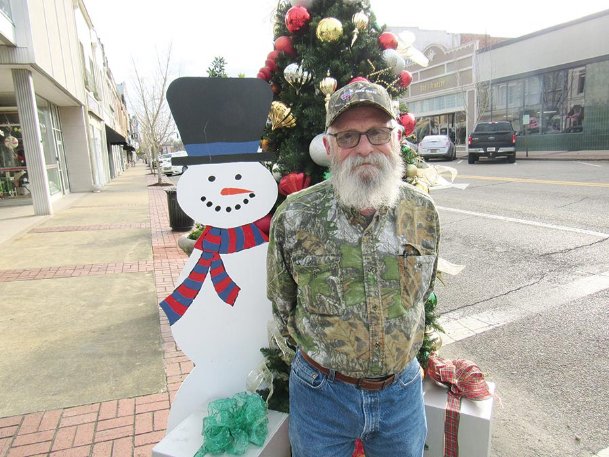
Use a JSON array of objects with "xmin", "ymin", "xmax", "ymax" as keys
[
  {"xmin": 475, "ymin": 10, "xmax": 609, "ymax": 152},
  {"xmin": 394, "ymin": 35, "xmax": 481, "ymax": 145},
  {"xmin": 0, "ymin": 98, "xmax": 70, "ymax": 203}
]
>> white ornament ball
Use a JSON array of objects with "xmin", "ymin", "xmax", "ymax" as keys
[
  {"xmin": 290, "ymin": 0, "xmax": 314, "ymax": 7},
  {"xmin": 309, "ymin": 133, "xmax": 330, "ymax": 167},
  {"xmin": 382, "ymin": 48, "xmax": 405, "ymax": 75}
]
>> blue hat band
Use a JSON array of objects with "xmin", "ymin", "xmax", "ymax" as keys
[{"xmin": 185, "ymin": 141, "xmax": 260, "ymax": 157}]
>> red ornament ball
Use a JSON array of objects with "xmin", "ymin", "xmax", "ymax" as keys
[
  {"xmin": 285, "ymin": 5, "xmax": 311, "ymax": 34},
  {"xmin": 271, "ymin": 82, "xmax": 281, "ymax": 95},
  {"xmin": 349, "ymin": 76, "xmax": 369, "ymax": 84},
  {"xmin": 378, "ymin": 31, "xmax": 398, "ymax": 50},
  {"xmin": 265, "ymin": 58, "xmax": 278, "ymax": 72},
  {"xmin": 274, "ymin": 35, "xmax": 297, "ymax": 57},
  {"xmin": 257, "ymin": 67, "xmax": 272, "ymax": 81},
  {"xmin": 399, "ymin": 70, "xmax": 413, "ymax": 88},
  {"xmin": 279, "ymin": 172, "xmax": 311, "ymax": 196},
  {"xmin": 267, "ymin": 50, "xmax": 281, "ymax": 63},
  {"xmin": 398, "ymin": 112, "xmax": 416, "ymax": 136}
]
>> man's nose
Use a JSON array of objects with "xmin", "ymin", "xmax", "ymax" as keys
[{"xmin": 353, "ymin": 133, "xmax": 374, "ymax": 155}]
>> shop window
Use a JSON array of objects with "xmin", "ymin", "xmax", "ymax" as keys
[
  {"xmin": 0, "ymin": 116, "xmax": 27, "ymax": 199},
  {"xmin": 565, "ymin": 67, "xmax": 585, "ymax": 133},
  {"xmin": 541, "ymin": 70, "xmax": 567, "ymax": 134}
]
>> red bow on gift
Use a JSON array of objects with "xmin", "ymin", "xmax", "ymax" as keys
[{"xmin": 426, "ymin": 356, "xmax": 492, "ymax": 457}]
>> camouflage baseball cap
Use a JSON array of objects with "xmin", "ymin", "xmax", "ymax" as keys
[{"xmin": 325, "ymin": 81, "xmax": 395, "ymax": 129}]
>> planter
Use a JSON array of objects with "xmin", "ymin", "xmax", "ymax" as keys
[{"xmin": 177, "ymin": 235, "xmax": 196, "ymax": 256}]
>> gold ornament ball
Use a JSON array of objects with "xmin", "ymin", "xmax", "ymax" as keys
[
  {"xmin": 317, "ymin": 18, "xmax": 343, "ymax": 42},
  {"xmin": 406, "ymin": 164, "xmax": 418, "ymax": 178}
]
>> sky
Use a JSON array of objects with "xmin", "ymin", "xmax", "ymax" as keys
[{"xmin": 84, "ymin": 0, "xmax": 608, "ymax": 87}]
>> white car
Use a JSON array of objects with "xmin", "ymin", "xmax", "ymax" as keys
[
  {"xmin": 162, "ymin": 151, "xmax": 188, "ymax": 175},
  {"xmin": 417, "ymin": 135, "xmax": 456, "ymax": 161}
]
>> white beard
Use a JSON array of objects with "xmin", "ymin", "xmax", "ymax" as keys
[{"xmin": 330, "ymin": 147, "xmax": 404, "ymax": 211}]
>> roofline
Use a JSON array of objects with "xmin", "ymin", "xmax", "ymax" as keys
[{"xmin": 478, "ymin": 8, "xmax": 609, "ymax": 53}]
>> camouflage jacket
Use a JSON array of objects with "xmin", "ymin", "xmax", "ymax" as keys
[{"xmin": 267, "ymin": 180, "xmax": 440, "ymax": 378}]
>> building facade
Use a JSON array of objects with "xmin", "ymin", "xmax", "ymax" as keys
[
  {"xmin": 475, "ymin": 9, "xmax": 609, "ymax": 152},
  {"xmin": 392, "ymin": 9, "xmax": 609, "ymax": 153},
  {"xmin": 0, "ymin": 0, "xmax": 133, "ymax": 215}
]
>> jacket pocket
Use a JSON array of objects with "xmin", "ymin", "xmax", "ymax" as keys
[{"xmin": 398, "ymin": 244, "xmax": 436, "ymax": 309}]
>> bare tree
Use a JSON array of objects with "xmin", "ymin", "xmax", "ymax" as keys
[{"xmin": 130, "ymin": 46, "xmax": 175, "ymax": 185}]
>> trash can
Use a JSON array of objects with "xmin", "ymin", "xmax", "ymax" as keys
[{"xmin": 165, "ymin": 187, "xmax": 194, "ymax": 231}]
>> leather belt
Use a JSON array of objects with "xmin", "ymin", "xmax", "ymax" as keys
[{"xmin": 300, "ymin": 352, "xmax": 395, "ymax": 391}]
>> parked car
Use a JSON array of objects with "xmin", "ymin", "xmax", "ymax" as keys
[
  {"xmin": 467, "ymin": 121, "xmax": 516, "ymax": 163},
  {"xmin": 417, "ymin": 135, "xmax": 456, "ymax": 161},
  {"xmin": 162, "ymin": 151, "xmax": 188, "ymax": 176}
]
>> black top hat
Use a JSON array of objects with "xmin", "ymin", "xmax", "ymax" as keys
[{"xmin": 166, "ymin": 77, "xmax": 274, "ymax": 166}]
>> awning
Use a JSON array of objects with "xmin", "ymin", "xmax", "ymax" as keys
[{"xmin": 105, "ymin": 125, "xmax": 127, "ymax": 145}]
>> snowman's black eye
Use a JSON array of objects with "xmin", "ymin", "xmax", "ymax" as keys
[
  {"xmin": 235, "ymin": 174, "xmax": 242, "ymax": 180},
  {"xmin": 208, "ymin": 176, "xmax": 216, "ymax": 182}
]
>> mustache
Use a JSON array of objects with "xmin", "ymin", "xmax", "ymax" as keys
[{"xmin": 345, "ymin": 153, "xmax": 390, "ymax": 169}]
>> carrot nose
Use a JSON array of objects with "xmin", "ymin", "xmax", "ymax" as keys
[{"xmin": 221, "ymin": 187, "xmax": 252, "ymax": 195}]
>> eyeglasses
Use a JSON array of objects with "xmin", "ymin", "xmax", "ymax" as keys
[{"xmin": 327, "ymin": 127, "xmax": 394, "ymax": 149}]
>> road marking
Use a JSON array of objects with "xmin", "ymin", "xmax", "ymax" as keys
[
  {"xmin": 459, "ymin": 174, "xmax": 609, "ymax": 188},
  {"xmin": 576, "ymin": 161, "xmax": 602, "ymax": 168},
  {"xmin": 441, "ymin": 270, "xmax": 609, "ymax": 345},
  {"xmin": 437, "ymin": 206, "xmax": 609, "ymax": 238}
]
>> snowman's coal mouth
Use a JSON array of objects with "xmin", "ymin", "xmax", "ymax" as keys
[{"xmin": 200, "ymin": 193, "xmax": 256, "ymax": 212}]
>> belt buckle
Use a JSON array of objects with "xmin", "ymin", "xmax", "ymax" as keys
[{"xmin": 357, "ymin": 375, "xmax": 394, "ymax": 391}]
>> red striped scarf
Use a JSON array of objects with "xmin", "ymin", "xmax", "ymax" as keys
[{"xmin": 160, "ymin": 223, "xmax": 267, "ymax": 325}]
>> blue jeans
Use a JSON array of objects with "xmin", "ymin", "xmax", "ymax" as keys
[{"xmin": 289, "ymin": 351, "xmax": 427, "ymax": 457}]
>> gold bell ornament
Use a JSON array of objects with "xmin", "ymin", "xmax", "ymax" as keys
[
  {"xmin": 319, "ymin": 71, "xmax": 337, "ymax": 111},
  {"xmin": 316, "ymin": 17, "xmax": 343, "ymax": 43},
  {"xmin": 351, "ymin": 11, "xmax": 369, "ymax": 46},
  {"xmin": 269, "ymin": 101, "xmax": 297, "ymax": 130}
]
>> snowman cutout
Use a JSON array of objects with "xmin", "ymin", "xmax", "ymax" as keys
[{"xmin": 161, "ymin": 78, "xmax": 278, "ymax": 431}]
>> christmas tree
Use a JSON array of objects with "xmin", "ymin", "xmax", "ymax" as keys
[{"xmin": 258, "ymin": 0, "xmax": 415, "ymax": 195}]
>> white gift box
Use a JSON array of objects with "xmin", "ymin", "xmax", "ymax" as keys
[
  {"xmin": 152, "ymin": 408, "xmax": 290, "ymax": 457},
  {"xmin": 423, "ymin": 378, "xmax": 496, "ymax": 457}
]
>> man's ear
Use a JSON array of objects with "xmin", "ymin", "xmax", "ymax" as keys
[{"xmin": 323, "ymin": 135, "xmax": 331, "ymax": 156}]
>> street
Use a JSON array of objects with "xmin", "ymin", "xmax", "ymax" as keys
[{"xmin": 429, "ymin": 158, "xmax": 609, "ymax": 456}]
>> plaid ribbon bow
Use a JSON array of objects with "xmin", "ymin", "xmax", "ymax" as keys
[
  {"xmin": 160, "ymin": 223, "xmax": 267, "ymax": 325},
  {"xmin": 426, "ymin": 356, "xmax": 492, "ymax": 457}
]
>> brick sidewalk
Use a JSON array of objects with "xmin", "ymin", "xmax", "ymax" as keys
[{"xmin": 0, "ymin": 175, "xmax": 191, "ymax": 457}]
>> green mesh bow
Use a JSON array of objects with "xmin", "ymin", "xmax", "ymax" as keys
[{"xmin": 195, "ymin": 392, "xmax": 268, "ymax": 456}]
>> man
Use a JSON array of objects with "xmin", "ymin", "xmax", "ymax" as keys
[{"xmin": 267, "ymin": 81, "xmax": 440, "ymax": 457}]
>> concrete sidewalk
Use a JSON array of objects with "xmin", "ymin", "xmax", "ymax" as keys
[{"xmin": 0, "ymin": 164, "xmax": 192, "ymax": 457}]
